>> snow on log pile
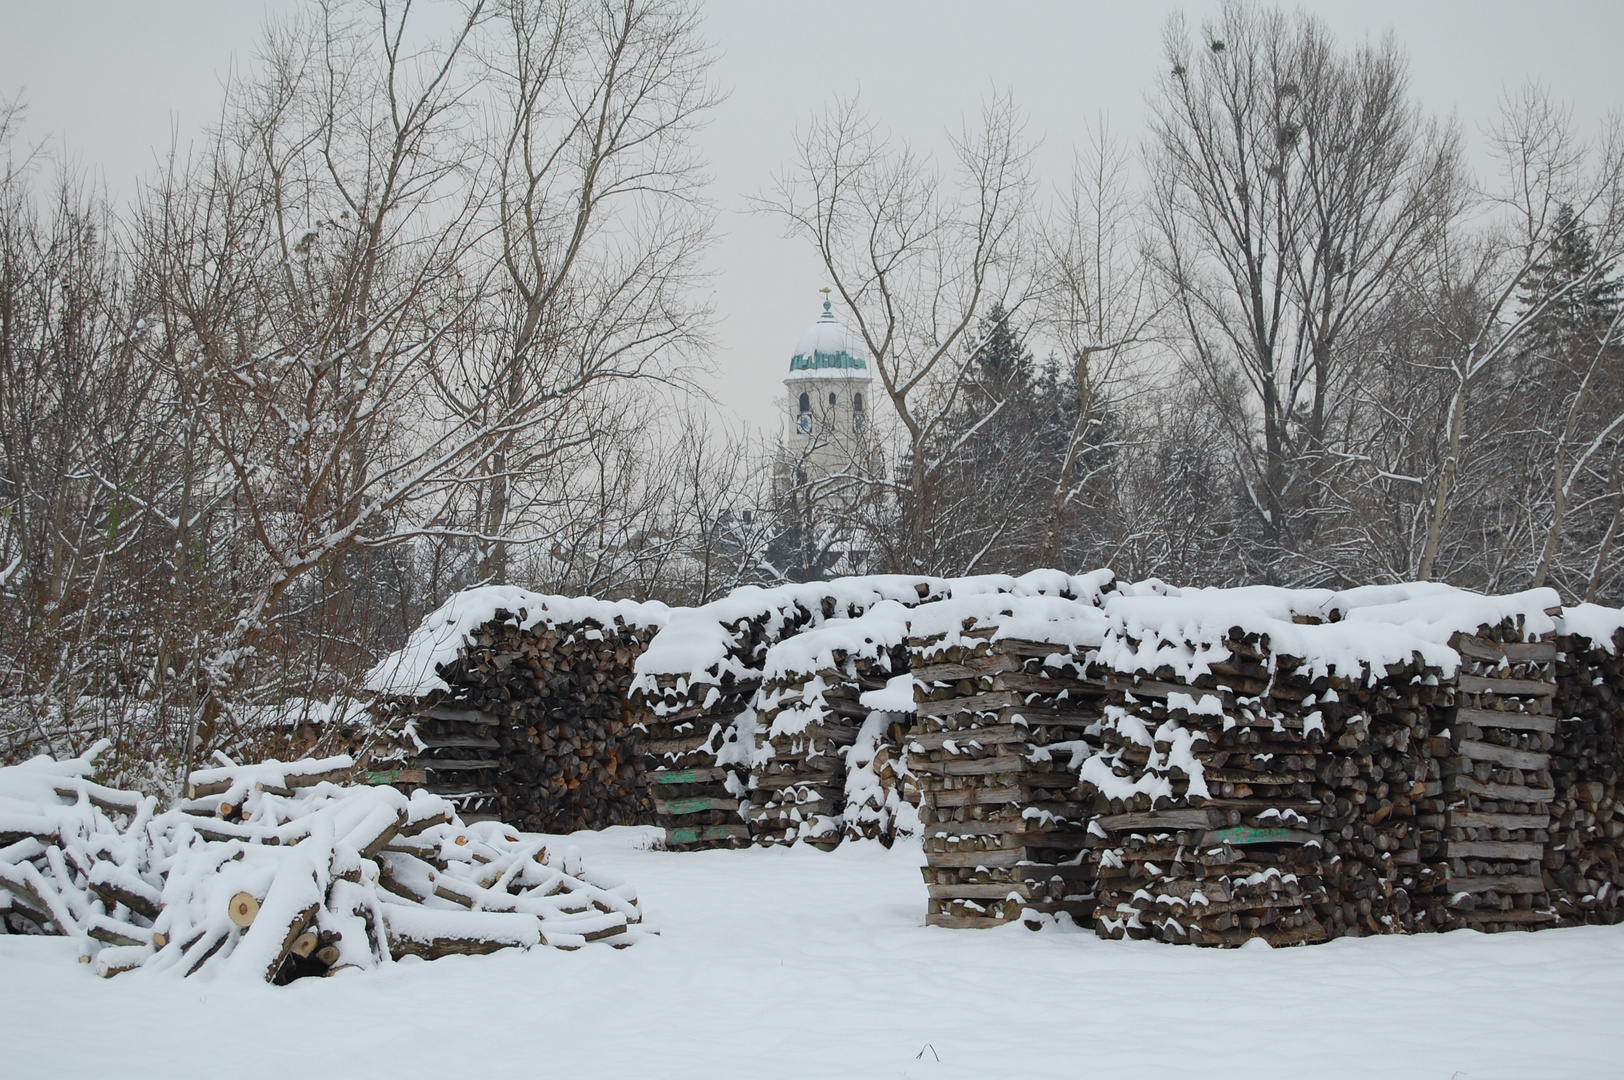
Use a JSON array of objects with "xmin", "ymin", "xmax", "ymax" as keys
[
  {"xmin": 627, "ymin": 577, "xmax": 961, "ymax": 851},
  {"xmin": 749, "ymin": 602, "xmax": 915, "ymax": 848},
  {"xmin": 1550, "ymin": 604, "xmax": 1624, "ymax": 925},
  {"xmin": 907, "ymin": 593, "xmax": 1112, "ymax": 929},
  {"xmin": 845, "ymin": 672, "xmax": 922, "ymax": 844},
  {"xmin": 626, "ymin": 571, "xmax": 1112, "ymax": 852},
  {"xmin": 1307, "ymin": 592, "xmax": 1451, "ymax": 940},
  {"xmin": 365, "ymin": 587, "xmax": 669, "ymax": 830},
  {"xmin": 0, "ymin": 747, "xmax": 646, "ymax": 980},
  {"xmin": 1088, "ymin": 586, "xmax": 1337, "ymax": 946},
  {"xmin": 1380, "ymin": 591, "xmax": 1562, "ymax": 932},
  {"xmin": 1081, "ymin": 583, "xmax": 1570, "ymax": 946}
]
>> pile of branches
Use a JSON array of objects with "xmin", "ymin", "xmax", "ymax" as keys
[{"xmin": 0, "ymin": 746, "xmax": 646, "ymax": 982}]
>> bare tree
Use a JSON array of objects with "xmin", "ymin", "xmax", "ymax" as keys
[
  {"xmin": 1037, "ymin": 122, "xmax": 1158, "ymax": 565},
  {"xmin": 1413, "ymin": 86, "xmax": 1624, "ymax": 582},
  {"xmin": 437, "ymin": 0, "xmax": 716, "ymax": 584},
  {"xmin": 126, "ymin": 0, "xmax": 718, "ymax": 772},
  {"xmin": 1148, "ymin": 3, "xmax": 1461, "ymax": 578},
  {"xmin": 759, "ymin": 93, "xmax": 1035, "ymax": 572}
]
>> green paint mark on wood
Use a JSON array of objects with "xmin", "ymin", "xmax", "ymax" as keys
[
  {"xmin": 365, "ymin": 769, "xmax": 401, "ymax": 785},
  {"xmin": 651, "ymin": 769, "xmax": 697, "ymax": 785},
  {"xmin": 667, "ymin": 824, "xmax": 732, "ymax": 845},
  {"xmin": 666, "ymin": 797, "xmax": 713, "ymax": 815},
  {"xmin": 1208, "ymin": 826, "xmax": 1291, "ymax": 845}
]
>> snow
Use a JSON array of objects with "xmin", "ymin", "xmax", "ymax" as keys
[
  {"xmin": 633, "ymin": 571, "xmax": 1113, "ymax": 693},
  {"xmin": 366, "ymin": 586, "xmax": 670, "ymax": 697},
  {"xmin": 1101, "ymin": 582, "xmax": 1562, "ymax": 684},
  {"xmin": 4, "ymin": 829, "xmax": 1621, "ymax": 1079},
  {"xmin": 1560, "ymin": 602, "xmax": 1624, "ymax": 651},
  {"xmin": 861, "ymin": 673, "xmax": 917, "ymax": 713}
]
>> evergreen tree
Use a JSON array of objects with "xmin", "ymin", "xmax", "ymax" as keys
[{"xmin": 1520, "ymin": 203, "xmax": 1623, "ymax": 361}]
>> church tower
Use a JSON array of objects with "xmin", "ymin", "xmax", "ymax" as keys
[{"xmin": 784, "ymin": 289, "xmax": 873, "ymax": 485}]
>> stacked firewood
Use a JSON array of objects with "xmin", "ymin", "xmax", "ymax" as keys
[
  {"xmin": 748, "ymin": 604, "xmax": 914, "ymax": 848},
  {"xmin": 842, "ymin": 684, "xmax": 920, "ymax": 845},
  {"xmin": 1309, "ymin": 651, "xmax": 1449, "ymax": 939},
  {"xmin": 629, "ymin": 609, "xmax": 791, "ymax": 852},
  {"xmin": 1086, "ymin": 625, "xmax": 1330, "ymax": 948},
  {"xmin": 1437, "ymin": 619, "xmax": 1560, "ymax": 932},
  {"xmin": 630, "ymin": 580, "xmax": 956, "ymax": 851},
  {"xmin": 1549, "ymin": 610, "xmax": 1624, "ymax": 924},
  {"xmin": 365, "ymin": 588, "xmax": 668, "ymax": 831},
  {"xmin": 0, "ymin": 747, "xmax": 646, "ymax": 982},
  {"xmin": 907, "ymin": 597, "xmax": 1107, "ymax": 929},
  {"xmin": 1082, "ymin": 584, "xmax": 1528, "ymax": 947}
]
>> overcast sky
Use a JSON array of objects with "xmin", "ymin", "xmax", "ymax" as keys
[{"xmin": 3, "ymin": 1, "xmax": 1621, "ymax": 427}]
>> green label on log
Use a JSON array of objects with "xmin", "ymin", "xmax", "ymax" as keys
[
  {"xmin": 365, "ymin": 769, "xmax": 401, "ymax": 785},
  {"xmin": 666, "ymin": 797, "xmax": 712, "ymax": 815},
  {"xmin": 668, "ymin": 825, "xmax": 729, "ymax": 845},
  {"xmin": 652, "ymin": 770, "xmax": 697, "ymax": 785},
  {"xmin": 1208, "ymin": 826, "xmax": 1290, "ymax": 845}
]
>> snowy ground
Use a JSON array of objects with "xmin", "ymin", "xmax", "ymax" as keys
[{"xmin": 4, "ymin": 829, "xmax": 1621, "ymax": 1080}]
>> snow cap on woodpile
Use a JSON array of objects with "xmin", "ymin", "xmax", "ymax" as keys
[
  {"xmin": 906, "ymin": 591, "xmax": 1109, "ymax": 655},
  {"xmin": 632, "ymin": 570, "xmax": 1115, "ymax": 690},
  {"xmin": 1100, "ymin": 581, "xmax": 1562, "ymax": 685},
  {"xmin": 759, "ymin": 600, "xmax": 914, "ymax": 683},
  {"xmin": 365, "ymin": 586, "xmax": 671, "ymax": 698},
  {"xmin": 1557, "ymin": 602, "xmax": 1624, "ymax": 652},
  {"xmin": 632, "ymin": 576, "xmax": 943, "ymax": 689}
]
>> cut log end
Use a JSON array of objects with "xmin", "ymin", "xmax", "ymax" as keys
[{"xmin": 228, "ymin": 891, "xmax": 261, "ymax": 927}]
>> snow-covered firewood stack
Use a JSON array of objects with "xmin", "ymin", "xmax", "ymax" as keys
[
  {"xmin": 1549, "ymin": 605, "xmax": 1624, "ymax": 925},
  {"xmin": 907, "ymin": 594, "xmax": 1111, "ymax": 929},
  {"xmin": 1081, "ymin": 584, "xmax": 1571, "ymax": 946},
  {"xmin": 0, "ymin": 747, "xmax": 646, "ymax": 981},
  {"xmin": 843, "ymin": 675, "xmax": 921, "ymax": 845},
  {"xmin": 629, "ymin": 577, "xmax": 969, "ymax": 851},
  {"xmin": 365, "ymin": 587, "xmax": 669, "ymax": 831},
  {"xmin": 1310, "ymin": 650, "xmax": 1448, "ymax": 940},
  {"xmin": 1430, "ymin": 611, "xmax": 1562, "ymax": 930},
  {"xmin": 1086, "ymin": 588, "xmax": 1336, "ymax": 946},
  {"xmin": 748, "ymin": 603, "xmax": 914, "ymax": 848}
]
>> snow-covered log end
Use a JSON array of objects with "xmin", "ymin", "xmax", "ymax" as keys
[{"xmin": 0, "ymin": 749, "xmax": 647, "ymax": 983}]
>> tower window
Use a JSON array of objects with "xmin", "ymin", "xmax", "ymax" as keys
[
  {"xmin": 797, "ymin": 392, "xmax": 811, "ymax": 433},
  {"xmin": 829, "ymin": 392, "xmax": 838, "ymax": 406},
  {"xmin": 853, "ymin": 393, "xmax": 864, "ymax": 412},
  {"xmin": 798, "ymin": 392, "xmax": 810, "ymax": 412}
]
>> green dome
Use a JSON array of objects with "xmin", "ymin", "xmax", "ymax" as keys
[{"xmin": 788, "ymin": 297, "xmax": 870, "ymax": 380}]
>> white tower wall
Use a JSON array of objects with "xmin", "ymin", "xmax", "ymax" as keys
[{"xmin": 782, "ymin": 294, "xmax": 873, "ymax": 487}]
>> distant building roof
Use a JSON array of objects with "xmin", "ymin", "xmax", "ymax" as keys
[{"xmin": 787, "ymin": 295, "xmax": 871, "ymax": 381}]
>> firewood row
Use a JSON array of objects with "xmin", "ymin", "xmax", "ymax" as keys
[
  {"xmin": 629, "ymin": 579, "xmax": 956, "ymax": 851},
  {"xmin": 1548, "ymin": 617, "xmax": 1624, "ymax": 925},
  {"xmin": 906, "ymin": 597, "xmax": 1108, "ymax": 929},
  {"xmin": 364, "ymin": 588, "xmax": 669, "ymax": 833},
  {"xmin": 747, "ymin": 603, "xmax": 917, "ymax": 849},
  {"xmin": 1082, "ymin": 586, "xmax": 1575, "ymax": 947},
  {"xmin": 1310, "ymin": 652, "xmax": 1449, "ymax": 940},
  {"xmin": 1438, "ymin": 619, "xmax": 1560, "ymax": 932},
  {"xmin": 1086, "ymin": 625, "xmax": 1333, "ymax": 947},
  {"xmin": 0, "ymin": 748, "xmax": 647, "ymax": 982}
]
